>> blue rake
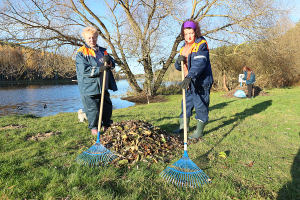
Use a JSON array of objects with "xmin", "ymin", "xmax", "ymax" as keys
[
  {"xmin": 76, "ymin": 66, "xmax": 117, "ymax": 166},
  {"xmin": 160, "ymin": 60, "xmax": 211, "ymax": 188},
  {"xmin": 75, "ymin": 131, "xmax": 117, "ymax": 166},
  {"xmin": 160, "ymin": 150, "xmax": 210, "ymax": 188}
]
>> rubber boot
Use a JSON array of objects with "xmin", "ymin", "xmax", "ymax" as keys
[
  {"xmin": 188, "ymin": 121, "xmax": 206, "ymax": 139},
  {"xmin": 172, "ymin": 118, "xmax": 189, "ymax": 134}
]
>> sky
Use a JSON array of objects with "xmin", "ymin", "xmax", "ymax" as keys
[{"xmin": 290, "ymin": 3, "xmax": 300, "ymax": 23}]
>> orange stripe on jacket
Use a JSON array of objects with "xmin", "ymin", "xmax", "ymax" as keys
[{"xmin": 77, "ymin": 46, "xmax": 96, "ymax": 57}]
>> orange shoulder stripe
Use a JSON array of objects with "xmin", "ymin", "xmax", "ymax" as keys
[
  {"xmin": 192, "ymin": 40, "xmax": 208, "ymax": 52},
  {"xmin": 77, "ymin": 46, "xmax": 96, "ymax": 57},
  {"xmin": 180, "ymin": 47, "xmax": 184, "ymax": 55}
]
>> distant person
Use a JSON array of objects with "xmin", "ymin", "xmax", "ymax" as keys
[
  {"xmin": 76, "ymin": 26, "xmax": 118, "ymax": 135},
  {"xmin": 242, "ymin": 66, "xmax": 255, "ymax": 99},
  {"xmin": 173, "ymin": 19, "xmax": 214, "ymax": 139}
]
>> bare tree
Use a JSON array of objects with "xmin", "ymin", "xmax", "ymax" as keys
[{"xmin": 0, "ymin": 0, "xmax": 290, "ymax": 95}]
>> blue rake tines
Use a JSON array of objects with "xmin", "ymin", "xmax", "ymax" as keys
[
  {"xmin": 76, "ymin": 131, "xmax": 117, "ymax": 166},
  {"xmin": 160, "ymin": 151, "xmax": 211, "ymax": 188}
]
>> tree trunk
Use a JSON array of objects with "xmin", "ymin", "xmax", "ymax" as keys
[
  {"xmin": 152, "ymin": 35, "xmax": 182, "ymax": 95},
  {"xmin": 223, "ymin": 73, "xmax": 229, "ymax": 91},
  {"xmin": 121, "ymin": 64, "xmax": 142, "ymax": 94},
  {"xmin": 153, "ymin": 56, "xmax": 176, "ymax": 95},
  {"xmin": 113, "ymin": 54, "xmax": 142, "ymax": 94}
]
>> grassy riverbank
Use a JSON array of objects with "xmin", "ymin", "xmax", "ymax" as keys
[{"xmin": 1, "ymin": 87, "xmax": 300, "ymax": 199}]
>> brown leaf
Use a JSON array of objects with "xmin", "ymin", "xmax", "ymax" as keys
[
  {"xmin": 8, "ymin": 185, "xmax": 15, "ymax": 189},
  {"xmin": 245, "ymin": 161, "xmax": 254, "ymax": 167},
  {"xmin": 147, "ymin": 162, "xmax": 151, "ymax": 169}
]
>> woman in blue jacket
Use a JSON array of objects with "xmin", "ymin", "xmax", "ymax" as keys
[
  {"xmin": 172, "ymin": 19, "xmax": 213, "ymax": 139},
  {"xmin": 76, "ymin": 26, "xmax": 118, "ymax": 135},
  {"xmin": 242, "ymin": 66, "xmax": 255, "ymax": 99}
]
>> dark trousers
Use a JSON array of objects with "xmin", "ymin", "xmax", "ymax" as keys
[
  {"xmin": 247, "ymin": 84, "xmax": 253, "ymax": 98},
  {"xmin": 179, "ymin": 88, "xmax": 210, "ymax": 122},
  {"xmin": 81, "ymin": 90, "xmax": 112, "ymax": 130}
]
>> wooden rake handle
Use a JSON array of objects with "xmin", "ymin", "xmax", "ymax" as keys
[
  {"xmin": 181, "ymin": 61, "xmax": 187, "ymax": 145},
  {"xmin": 98, "ymin": 62, "xmax": 107, "ymax": 132}
]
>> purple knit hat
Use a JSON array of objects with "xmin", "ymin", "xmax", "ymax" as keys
[{"xmin": 183, "ymin": 21, "xmax": 196, "ymax": 30}]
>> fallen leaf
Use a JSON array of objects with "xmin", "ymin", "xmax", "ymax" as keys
[
  {"xmin": 245, "ymin": 161, "xmax": 254, "ymax": 167},
  {"xmin": 219, "ymin": 151, "xmax": 227, "ymax": 158},
  {"xmin": 8, "ymin": 185, "xmax": 15, "ymax": 189}
]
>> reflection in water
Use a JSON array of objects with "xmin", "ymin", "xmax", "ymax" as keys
[{"xmin": 0, "ymin": 80, "xmax": 135, "ymax": 117}]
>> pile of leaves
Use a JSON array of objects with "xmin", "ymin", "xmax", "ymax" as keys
[
  {"xmin": 221, "ymin": 85, "xmax": 268, "ymax": 98},
  {"xmin": 101, "ymin": 120, "xmax": 191, "ymax": 167}
]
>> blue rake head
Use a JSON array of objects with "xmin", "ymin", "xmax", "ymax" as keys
[
  {"xmin": 76, "ymin": 131, "xmax": 118, "ymax": 166},
  {"xmin": 160, "ymin": 151, "xmax": 211, "ymax": 188}
]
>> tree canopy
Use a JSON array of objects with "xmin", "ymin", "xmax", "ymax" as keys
[{"xmin": 0, "ymin": 0, "xmax": 292, "ymax": 95}]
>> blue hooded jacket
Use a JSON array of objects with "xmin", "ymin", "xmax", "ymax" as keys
[
  {"xmin": 76, "ymin": 44, "xmax": 118, "ymax": 95},
  {"xmin": 175, "ymin": 36, "xmax": 213, "ymax": 90},
  {"xmin": 242, "ymin": 71, "xmax": 255, "ymax": 85}
]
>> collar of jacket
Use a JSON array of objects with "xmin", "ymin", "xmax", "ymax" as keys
[
  {"xmin": 180, "ymin": 36, "xmax": 207, "ymax": 55},
  {"xmin": 182, "ymin": 36, "xmax": 205, "ymax": 47},
  {"xmin": 84, "ymin": 43, "xmax": 107, "ymax": 53}
]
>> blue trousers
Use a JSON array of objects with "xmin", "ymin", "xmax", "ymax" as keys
[
  {"xmin": 179, "ymin": 88, "xmax": 210, "ymax": 122},
  {"xmin": 81, "ymin": 90, "xmax": 113, "ymax": 129}
]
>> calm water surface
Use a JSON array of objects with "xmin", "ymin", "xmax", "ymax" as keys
[{"xmin": 0, "ymin": 79, "xmax": 135, "ymax": 117}]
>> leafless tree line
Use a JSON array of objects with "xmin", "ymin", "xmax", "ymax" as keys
[{"xmin": 0, "ymin": 43, "xmax": 76, "ymax": 81}]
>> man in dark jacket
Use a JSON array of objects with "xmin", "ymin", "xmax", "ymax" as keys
[{"xmin": 76, "ymin": 26, "xmax": 118, "ymax": 135}]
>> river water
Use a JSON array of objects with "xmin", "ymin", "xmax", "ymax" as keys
[{"xmin": 0, "ymin": 79, "xmax": 135, "ymax": 117}]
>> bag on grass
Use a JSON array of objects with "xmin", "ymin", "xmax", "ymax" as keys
[{"xmin": 234, "ymin": 90, "xmax": 246, "ymax": 98}]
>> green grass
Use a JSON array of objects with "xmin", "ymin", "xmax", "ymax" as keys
[{"xmin": 0, "ymin": 87, "xmax": 299, "ymax": 199}]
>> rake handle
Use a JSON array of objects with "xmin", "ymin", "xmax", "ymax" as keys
[
  {"xmin": 98, "ymin": 62, "xmax": 107, "ymax": 132},
  {"xmin": 181, "ymin": 61, "xmax": 187, "ymax": 146}
]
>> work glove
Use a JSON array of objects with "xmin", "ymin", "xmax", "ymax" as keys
[
  {"xmin": 179, "ymin": 77, "xmax": 191, "ymax": 89},
  {"xmin": 103, "ymin": 56, "xmax": 111, "ymax": 65},
  {"xmin": 99, "ymin": 64, "xmax": 110, "ymax": 72},
  {"xmin": 177, "ymin": 55, "xmax": 186, "ymax": 65}
]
